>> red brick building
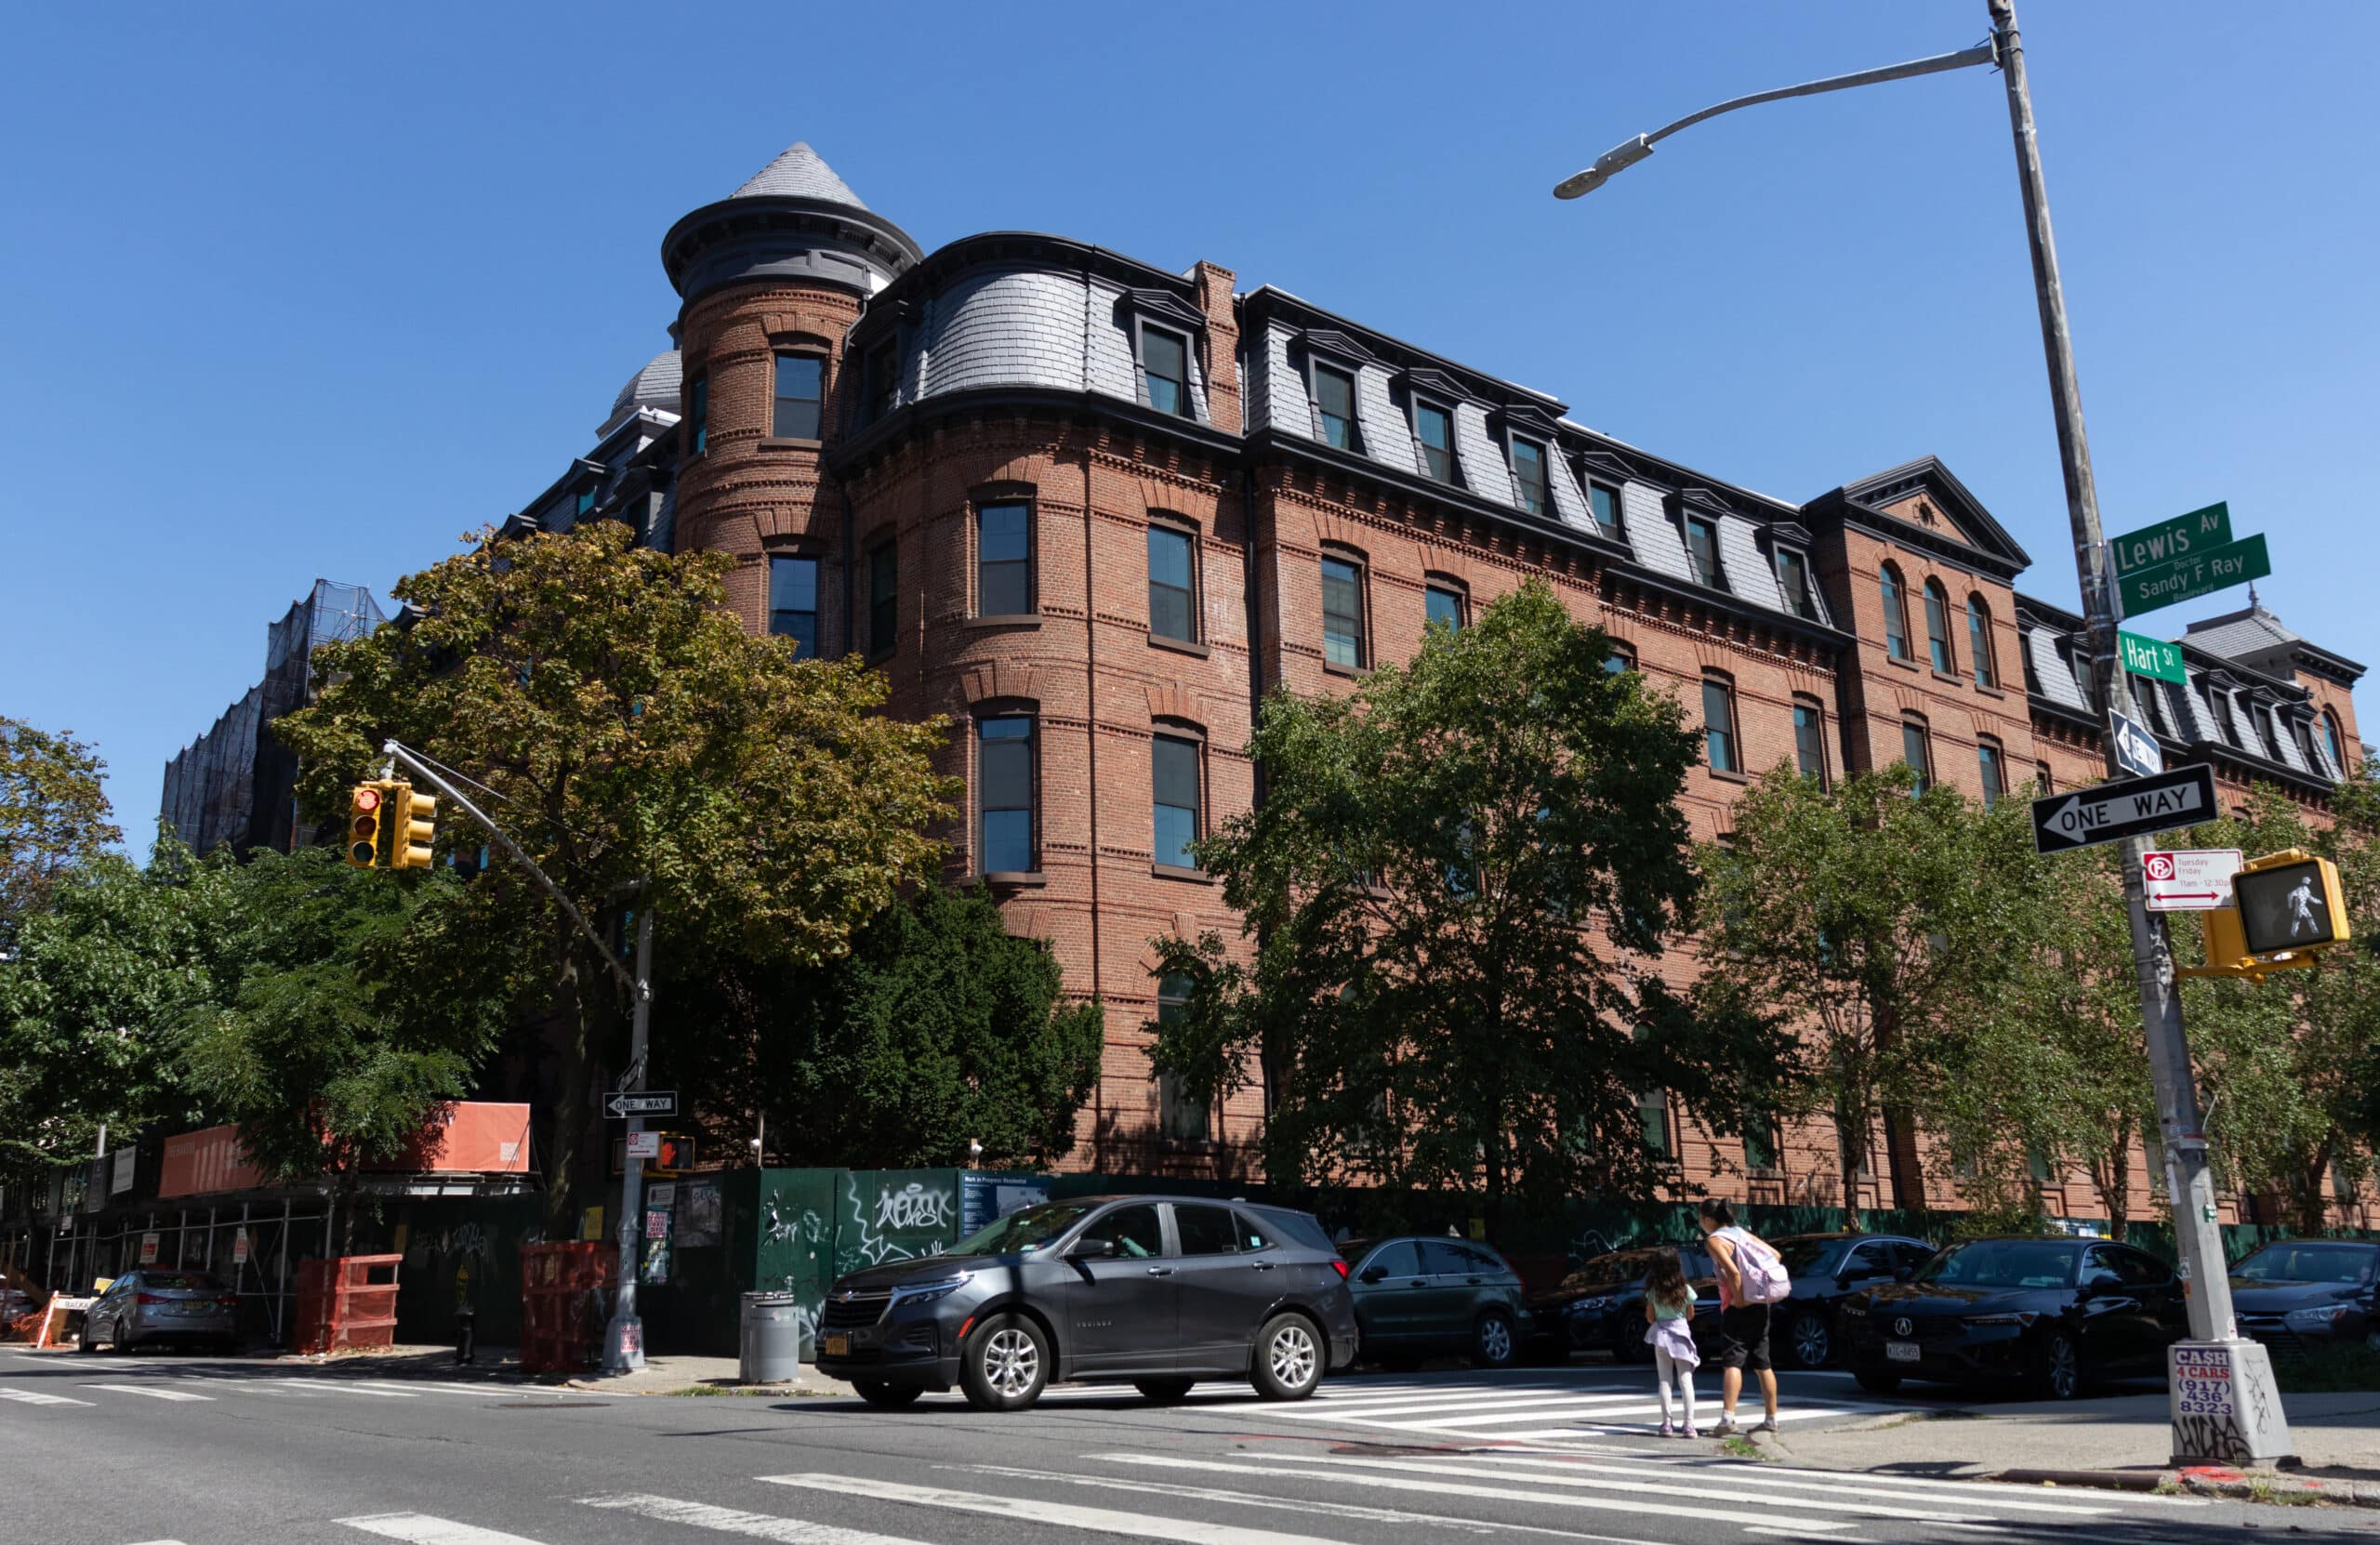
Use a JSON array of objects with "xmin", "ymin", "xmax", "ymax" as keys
[{"xmin": 526, "ymin": 143, "xmax": 2367, "ymax": 1221}]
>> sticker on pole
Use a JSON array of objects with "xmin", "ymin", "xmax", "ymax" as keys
[
  {"xmin": 625, "ymin": 1130, "xmax": 660, "ymax": 1160},
  {"xmin": 2143, "ymin": 849, "xmax": 2241, "ymax": 912}
]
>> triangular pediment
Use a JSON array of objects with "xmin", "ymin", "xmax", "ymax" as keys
[{"xmin": 1806, "ymin": 456, "xmax": 2032, "ymax": 576}]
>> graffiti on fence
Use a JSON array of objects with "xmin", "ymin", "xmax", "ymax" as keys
[
  {"xmin": 762, "ymin": 1191, "xmax": 827, "ymax": 1248},
  {"xmin": 875, "ymin": 1182, "xmax": 954, "ymax": 1234}
]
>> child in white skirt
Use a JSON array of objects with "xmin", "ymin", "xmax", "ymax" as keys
[{"xmin": 1641, "ymin": 1247, "xmax": 1700, "ymax": 1437}]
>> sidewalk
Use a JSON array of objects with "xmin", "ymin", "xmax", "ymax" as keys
[{"xmin": 1750, "ymin": 1388, "xmax": 2380, "ymax": 1508}]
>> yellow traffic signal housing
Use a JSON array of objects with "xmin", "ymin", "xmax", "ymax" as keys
[
  {"xmin": 2183, "ymin": 848, "xmax": 2350, "ymax": 983},
  {"xmin": 390, "ymin": 783, "xmax": 438, "ymax": 870},
  {"xmin": 345, "ymin": 782, "xmax": 390, "ymax": 868}
]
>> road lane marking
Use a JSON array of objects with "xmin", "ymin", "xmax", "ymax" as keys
[
  {"xmin": 1456, "ymin": 1453, "xmax": 2130, "ymax": 1517},
  {"xmin": 337, "ymin": 1515, "xmax": 552, "ymax": 1544},
  {"xmin": 1256, "ymin": 1390, "xmax": 1655, "ymax": 1420},
  {"xmin": 82, "ymin": 1383, "xmax": 213, "ymax": 1402},
  {"xmin": 1084, "ymin": 1453, "xmax": 1855, "ymax": 1533},
  {"xmin": 949, "ymin": 1462, "xmax": 1672, "ymax": 1545},
  {"xmin": 1461, "ymin": 1404, "xmax": 1877, "ymax": 1434},
  {"xmin": 0, "ymin": 1387, "xmax": 93, "ymax": 1406},
  {"xmin": 762, "ymin": 1472, "xmax": 1363, "ymax": 1545},
  {"xmin": 270, "ymin": 1378, "xmax": 417, "ymax": 1397},
  {"xmin": 578, "ymin": 1492, "xmax": 944, "ymax": 1543}
]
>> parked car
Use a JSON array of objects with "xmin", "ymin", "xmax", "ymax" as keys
[
  {"xmin": 1764, "ymin": 1233, "xmax": 1937, "ymax": 1368},
  {"xmin": 2228, "ymin": 1238, "xmax": 2380, "ymax": 1356},
  {"xmin": 1839, "ymin": 1235, "xmax": 2186, "ymax": 1400},
  {"xmin": 1340, "ymin": 1236, "xmax": 1532, "ymax": 1369},
  {"xmin": 1525, "ymin": 1244, "xmax": 1721, "ymax": 1363},
  {"xmin": 78, "ymin": 1270, "xmax": 238, "ymax": 1354},
  {"xmin": 812, "ymin": 1195, "xmax": 1360, "ymax": 1412}
]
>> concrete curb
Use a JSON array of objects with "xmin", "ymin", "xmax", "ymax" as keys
[{"xmin": 1990, "ymin": 1467, "xmax": 2380, "ymax": 1510}]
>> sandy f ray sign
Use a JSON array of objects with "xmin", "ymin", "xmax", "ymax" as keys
[{"xmin": 2032, "ymin": 765, "xmax": 2218, "ymax": 854}]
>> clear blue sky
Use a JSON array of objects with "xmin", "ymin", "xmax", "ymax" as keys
[{"xmin": 6, "ymin": 2, "xmax": 2374, "ymax": 845}]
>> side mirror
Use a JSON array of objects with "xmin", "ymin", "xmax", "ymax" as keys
[
  {"xmin": 2083, "ymin": 1273, "xmax": 2122, "ymax": 1295},
  {"xmin": 1359, "ymin": 1266, "xmax": 1388, "ymax": 1284},
  {"xmin": 1068, "ymin": 1237, "xmax": 1118, "ymax": 1261}
]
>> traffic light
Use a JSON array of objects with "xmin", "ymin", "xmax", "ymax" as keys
[
  {"xmin": 652, "ymin": 1133, "xmax": 695, "ymax": 1176},
  {"xmin": 2232, "ymin": 850, "xmax": 2350, "ymax": 957},
  {"xmin": 390, "ymin": 783, "xmax": 438, "ymax": 870},
  {"xmin": 345, "ymin": 783, "xmax": 390, "ymax": 868}
]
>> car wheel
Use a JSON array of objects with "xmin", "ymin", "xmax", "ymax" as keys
[
  {"xmin": 1134, "ymin": 1378, "xmax": 1197, "ymax": 1404},
  {"xmin": 1251, "ymin": 1313, "xmax": 1323, "ymax": 1401},
  {"xmin": 852, "ymin": 1380, "xmax": 923, "ymax": 1410},
  {"xmin": 1854, "ymin": 1367, "xmax": 1902, "ymax": 1394},
  {"xmin": 960, "ymin": 1314, "xmax": 1048, "ymax": 1412},
  {"xmin": 2366, "ymin": 1325, "xmax": 2380, "ymax": 1354},
  {"xmin": 1474, "ymin": 1311, "xmax": 1518, "ymax": 1369},
  {"xmin": 77, "ymin": 1322, "xmax": 101, "ymax": 1354},
  {"xmin": 2036, "ymin": 1331, "xmax": 2082, "ymax": 1401},
  {"xmin": 1789, "ymin": 1311, "xmax": 1832, "ymax": 1369}
]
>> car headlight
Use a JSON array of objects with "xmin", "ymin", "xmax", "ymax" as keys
[
  {"xmin": 890, "ymin": 1273, "xmax": 972, "ymax": 1307},
  {"xmin": 1964, "ymin": 1312, "xmax": 2039, "ymax": 1327},
  {"xmin": 2283, "ymin": 1303, "xmax": 2353, "ymax": 1332},
  {"xmin": 1567, "ymin": 1297, "xmax": 1606, "ymax": 1315}
]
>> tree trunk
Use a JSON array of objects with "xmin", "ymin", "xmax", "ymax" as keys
[{"xmin": 542, "ymin": 939, "xmax": 615, "ymax": 1244}]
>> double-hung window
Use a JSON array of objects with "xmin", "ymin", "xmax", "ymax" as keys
[
  {"xmin": 1152, "ymin": 734, "xmax": 1201, "ymax": 870},
  {"xmin": 1312, "ymin": 363, "xmax": 1358, "ymax": 450},
  {"xmin": 1509, "ymin": 436, "xmax": 1548, "ymax": 517},
  {"xmin": 1148, "ymin": 524, "xmax": 1196, "ymax": 642},
  {"xmin": 1414, "ymin": 401, "xmax": 1454, "ymax": 482},
  {"xmin": 1792, "ymin": 698, "xmax": 1828, "ymax": 787},
  {"xmin": 1588, "ymin": 481, "xmax": 1622, "ymax": 541},
  {"xmin": 1902, "ymin": 715, "xmax": 1934, "ymax": 795},
  {"xmin": 1321, "ymin": 556, "xmax": 1366, "ymax": 670},
  {"xmin": 1702, "ymin": 675, "xmax": 1739, "ymax": 775},
  {"xmin": 1967, "ymin": 596, "xmax": 1997, "ymax": 687},
  {"xmin": 977, "ymin": 501, "xmax": 1031, "ymax": 616},
  {"xmin": 1684, "ymin": 515, "xmax": 1722, "ymax": 588},
  {"xmin": 1977, "ymin": 739, "xmax": 2007, "ymax": 807},
  {"xmin": 768, "ymin": 556, "xmax": 818, "ymax": 657},
  {"xmin": 1776, "ymin": 548, "xmax": 1816, "ymax": 618},
  {"xmin": 867, "ymin": 543, "xmax": 897, "ymax": 655},
  {"xmin": 978, "ymin": 717, "xmax": 1035, "ymax": 875},
  {"xmin": 1924, "ymin": 580, "xmax": 1954, "ymax": 673},
  {"xmin": 1881, "ymin": 564, "xmax": 1911, "ymax": 661},
  {"xmin": 686, "ymin": 373, "xmax": 708, "ymax": 455},
  {"xmin": 1155, "ymin": 974, "xmax": 1207, "ymax": 1142},
  {"xmin": 866, "ymin": 340, "xmax": 900, "ymax": 423},
  {"xmin": 1142, "ymin": 325, "xmax": 1191, "ymax": 418},
  {"xmin": 1424, "ymin": 585, "xmax": 1463, "ymax": 633},
  {"xmin": 773, "ymin": 352, "xmax": 823, "ymax": 440}
]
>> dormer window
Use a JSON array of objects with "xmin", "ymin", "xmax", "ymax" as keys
[
  {"xmin": 1413, "ymin": 399, "xmax": 1455, "ymax": 482},
  {"xmin": 1311, "ymin": 362, "xmax": 1358, "ymax": 451},
  {"xmin": 1140, "ymin": 324, "xmax": 1192, "ymax": 418},
  {"xmin": 864, "ymin": 338, "xmax": 900, "ymax": 424},
  {"xmin": 2252, "ymin": 702, "xmax": 2280, "ymax": 758},
  {"xmin": 1683, "ymin": 513, "xmax": 1722, "ymax": 589},
  {"xmin": 1508, "ymin": 436, "xmax": 1548, "ymax": 517},
  {"xmin": 1588, "ymin": 481, "xmax": 1623, "ymax": 541},
  {"xmin": 1774, "ymin": 548, "xmax": 1816, "ymax": 618}
]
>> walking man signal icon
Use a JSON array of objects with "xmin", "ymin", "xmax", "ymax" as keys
[{"xmin": 2286, "ymin": 876, "xmax": 2325, "ymax": 939}]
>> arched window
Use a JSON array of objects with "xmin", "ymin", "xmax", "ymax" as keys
[
  {"xmin": 1881, "ymin": 564, "xmax": 1911, "ymax": 661},
  {"xmin": 1967, "ymin": 595, "xmax": 1997, "ymax": 688},
  {"xmin": 1977, "ymin": 736, "xmax": 2006, "ymax": 808},
  {"xmin": 1924, "ymin": 579, "xmax": 1954, "ymax": 674},
  {"xmin": 1901, "ymin": 713, "xmax": 1934, "ymax": 796},
  {"xmin": 2322, "ymin": 709, "xmax": 2348, "ymax": 773}
]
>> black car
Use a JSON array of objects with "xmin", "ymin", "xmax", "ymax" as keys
[
  {"xmin": 1341, "ymin": 1236, "xmax": 1532, "ymax": 1369},
  {"xmin": 2228, "ymin": 1238, "xmax": 2380, "ymax": 1357},
  {"xmin": 1840, "ymin": 1235, "xmax": 2187, "ymax": 1400},
  {"xmin": 812, "ymin": 1195, "xmax": 1360, "ymax": 1411},
  {"xmin": 1526, "ymin": 1244, "xmax": 1721, "ymax": 1363},
  {"xmin": 1765, "ymin": 1233, "xmax": 1937, "ymax": 1368}
]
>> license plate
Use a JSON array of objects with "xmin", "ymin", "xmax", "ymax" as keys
[
  {"xmin": 1886, "ymin": 1340, "xmax": 1921, "ymax": 1363},
  {"xmin": 824, "ymin": 1335, "xmax": 849, "ymax": 1357}
]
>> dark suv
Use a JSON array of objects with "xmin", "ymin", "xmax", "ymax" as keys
[
  {"xmin": 1765, "ymin": 1234, "xmax": 1937, "ymax": 1368},
  {"xmin": 1527, "ymin": 1244, "xmax": 1719, "ymax": 1363},
  {"xmin": 813, "ymin": 1195, "xmax": 1359, "ymax": 1411},
  {"xmin": 1342, "ymin": 1236, "xmax": 1532, "ymax": 1369}
]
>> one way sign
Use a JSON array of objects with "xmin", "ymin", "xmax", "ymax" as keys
[
  {"xmin": 2031, "ymin": 764, "xmax": 2217, "ymax": 854},
  {"xmin": 604, "ymin": 1090, "xmax": 678, "ymax": 1120}
]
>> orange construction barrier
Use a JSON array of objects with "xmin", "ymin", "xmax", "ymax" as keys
[
  {"xmin": 519, "ymin": 1242, "xmax": 615, "ymax": 1375},
  {"xmin": 293, "ymin": 1254, "xmax": 402, "ymax": 1354}
]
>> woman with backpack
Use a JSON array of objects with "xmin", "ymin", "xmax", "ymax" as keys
[{"xmin": 1698, "ymin": 1198, "xmax": 1785, "ymax": 1437}]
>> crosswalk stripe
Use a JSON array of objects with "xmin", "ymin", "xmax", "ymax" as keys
[
  {"xmin": 580, "ymin": 1493, "xmax": 935, "ymax": 1544},
  {"xmin": 1444, "ymin": 1404, "xmax": 1876, "ymax": 1434},
  {"xmin": 1257, "ymin": 1389, "xmax": 1652, "ymax": 1420},
  {"xmin": 763, "ymin": 1472, "xmax": 1365, "ymax": 1545},
  {"xmin": 177, "ymin": 1376, "xmax": 324, "ymax": 1397},
  {"xmin": 0, "ymin": 1386, "xmax": 94, "ymax": 1406},
  {"xmin": 1483, "ymin": 1448, "xmax": 2208, "ymax": 1508},
  {"xmin": 1086, "ymin": 1453, "xmax": 1856, "ymax": 1533},
  {"xmin": 337, "ymin": 1514, "xmax": 550, "ymax": 1544},
  {"xmin": 82, "ymin": 1383, "xmax": 213, "ymax": 1402},
  {"xmin": 1454, "ymin": 1452, "xmax": 2128, "ymax": 1517},
  {"xmin": 1361, "ymin": 1394, "xmax": 1716, "ymax": 1429},
  {"xmin": 271, "ymin": 1378, "xmax": 416, "ymax": 1397}
]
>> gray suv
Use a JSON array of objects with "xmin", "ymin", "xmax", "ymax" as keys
[{"xmin": 813, "ymin": 1195, "xmax": 1359, "ymax": 1411}]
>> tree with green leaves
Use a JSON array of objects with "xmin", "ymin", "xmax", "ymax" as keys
[
  {"xmin": 273, "ymin": 522, "xmax": 958, "ymax": 1234},
  {"xmin": 1699, "ymin": 764, "xmax": 2047, "ymax": 1214},
  {"xmin": 1152, "ymin": 581, "xmax": 1797, "ymax": 1220},
  {"xmin": 2, "ymin": 718, "xmax": 122, "ymax": 943},
  {"xmin": 657, "ymin": 883, "xmax": 1104, "ymax": 1171}
]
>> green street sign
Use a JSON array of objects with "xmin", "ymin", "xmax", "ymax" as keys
[
  {"xmin": 2109, "ymin": 501, "xmax": 2233, "ymax": 578},
  {"xmin": 2117, "ymin": 532, "xmax": 2270, "ymax": 618},
  {"xmin": 2119, "ymin": 630, "xmax": 2187, "ymax": 684}
]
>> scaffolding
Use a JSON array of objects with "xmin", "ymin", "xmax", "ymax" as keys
[{"xmin": 160, "ymin": 580, "xmax": 385, "ymax": 858}]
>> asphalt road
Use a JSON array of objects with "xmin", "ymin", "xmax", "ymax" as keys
[{"xmin": 2, "ymin": 1348, "xmax": 2361, "ymax": 1545}]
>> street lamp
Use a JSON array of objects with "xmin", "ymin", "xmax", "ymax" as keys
[{"xmin": 1556, "ymin": 1, "xmax": 2293, "ymax": 1468}]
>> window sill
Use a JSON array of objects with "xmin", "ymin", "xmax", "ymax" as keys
[
  {"xmin": 1148, "ymin": 633, "xmax": 1210, "ymax": 658},
  {"xmin": 980, "ymin": 870, "xmax": 1046, "ymax": 889},
  {"xmin": 1151, "ymin": 864, "xmax": 1212, "ymax": 884},
  {"xmin": 1706, "ymin": 767, "xmax": 1750, "ymax": 785},
  {"xmin": 1931, "ymin": 668, "xmax": 1965, "ymax": 687},
  {"xmin": 760, "ymin": 437, "xmax": 826, "ymax": 452},
  {"xmin": 1885, "ymin": 654, "xmax": 1922, "ymax": 673},
  {"xmin": 1323, "ymin": 660, "xmax": 1361, "ymax": 679},
  {"xmin": 966, "ymin": 614, "xmax": 1042, "ymax": 630},
  {"xmin": 1972, "ymin": 682, "xmax": 2005, "ymax": 700}
]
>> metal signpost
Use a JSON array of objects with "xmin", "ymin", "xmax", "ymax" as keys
[{"xmin": 2143, "ymin": 850, "xmax": 2243, "ymax": 913}]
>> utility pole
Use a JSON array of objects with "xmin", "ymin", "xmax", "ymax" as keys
[
  {"xmin": 1987, "ymin": 0, "xmax": 2289, "ymax": 1464},
  {"xmin": 378, "ymin": 739, "xmax": 654, "ymax": 1373}
]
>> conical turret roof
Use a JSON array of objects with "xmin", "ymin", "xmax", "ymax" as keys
[{"xmin": 731, "ymin": 142, "xmax": 868, "ymax": 209}]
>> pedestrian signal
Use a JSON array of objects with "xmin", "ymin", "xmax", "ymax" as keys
[
  {"xmin": 390, "ymin": 784, "xmax": 438, "ymax": 870},
  {"xmin": 2232, "ymin": 851, "xmax": 2349, "ymax": 957},
  {"xmin": 346, "ymin": 783, "xmax": 389, "ymax": 868}
]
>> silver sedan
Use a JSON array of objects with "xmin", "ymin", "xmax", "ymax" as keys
[{"xmin": 80, "ymin": 1270, "xmax": 238, "ymax": 1353}]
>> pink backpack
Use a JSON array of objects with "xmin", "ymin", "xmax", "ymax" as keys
[{"xmin": 1719, "ymin": 1227, "xmax": 1792, "ymax": 1304}]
